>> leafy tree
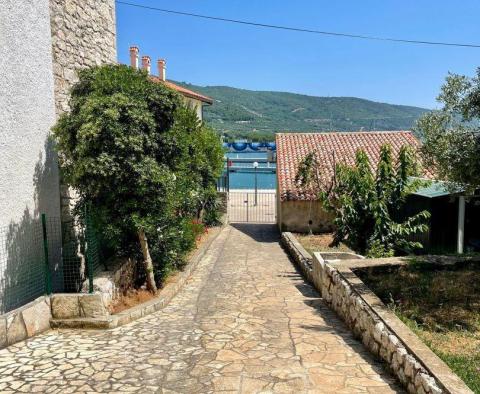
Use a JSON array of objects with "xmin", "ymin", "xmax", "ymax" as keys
[
  {"xmin": 417, "ymin": 69, "xmax": 480, "ymax": 194},
  {"xmin": 297, "ymin": 144, "xmax": 430, "ymax": 256},
  {"xmin": 147, "ymin": 109, "xmax": 224, "ymax": 281},
  {"xmin": 54, "ymin": 65, "xmax": 223, "ymax": 292}
]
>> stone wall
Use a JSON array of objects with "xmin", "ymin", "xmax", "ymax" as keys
[
  {"xmin": 282, "ymin": 232, "xmax": 472, "ymax": 394},
  {"xmin": 278, "ymin": 200, "xmax": 334, "ymax": 233},
  {"xmin": 49, "ymin": 0, "xmax": 117, "ymax": 115},
  {"xmin": 49, "ymin": 0, "xmax": 117, "ymax": 227},
  {"xmin": 81, "ymin": 257, "xmax": 138, "ymax": 306},
  {"xmin": 0, "ymin": 297, "xmax": 51, "ymax": 349},
  {"xmin": 311, "ymin": 255, "xmax": 472, "ymax": 394}
]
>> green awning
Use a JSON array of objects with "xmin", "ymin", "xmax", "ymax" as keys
[{"xmin": 411, "ymin": 178, "xmax": 463, "ymax": 198}]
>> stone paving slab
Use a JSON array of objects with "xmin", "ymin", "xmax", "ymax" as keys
[{"xmin": 0, "ymin": 224, "xmax": 403, "ymax": 393}]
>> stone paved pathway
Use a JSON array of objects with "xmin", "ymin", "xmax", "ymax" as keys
[{"xmin": 0, "ymin": 224, "xmax": 403, "ymax": 393}]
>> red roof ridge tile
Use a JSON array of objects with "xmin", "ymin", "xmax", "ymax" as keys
[
  {"xmin": 150, "ymin": 76, "xmax": 213, "ymax": 104},
  {"xmin": 276, "ymin": 130, "xmax": 412, "ymax": 135}
]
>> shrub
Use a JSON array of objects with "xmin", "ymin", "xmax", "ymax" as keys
[
  {"xmin": 297, "ymin": 144, "xmax": 430, "ymax": 256},
  {"xmin": 149, "ymin": 217, "xmax": 202, "ymax": 283},
  {"xmin": 53, "ymin": 64, "xmax": 223, "ymax": 291},
  {"xmin": 202, "ymin": 186, "xmax": 223, "ymax": 226}
]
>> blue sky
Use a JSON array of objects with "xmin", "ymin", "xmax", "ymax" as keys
[{"xmin": 116, "ymin": 1, "xmax": 480, "ymax": 109}]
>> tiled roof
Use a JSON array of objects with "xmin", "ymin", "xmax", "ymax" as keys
[
  {"xmin": 276, "ymin": 131, "xmax": 429, "ymax": 201},
  {"xmin": 150, "ymin": 76, "xmax": 213, "ymax": 104}
]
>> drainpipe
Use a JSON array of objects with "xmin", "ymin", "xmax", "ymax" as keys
[{"xmin": 457, "ymin": 196, "xmax": 465, "ymax": 254}]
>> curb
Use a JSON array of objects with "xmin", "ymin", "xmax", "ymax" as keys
[{"xmin": 52, "ymin": 222, "xmax": 228, "ymax": 330}]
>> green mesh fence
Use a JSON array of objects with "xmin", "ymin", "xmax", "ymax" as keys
[
  {"xmin": 85, "ymin": 212, "xmax": 102, "ymax": 292},
  {"xmin": 0, "ymin": 209, "xmax": 103, "ymax": 314},
  {"xmin": 0, "ymin": 219, "xmax": 46, "ymax": 314}
]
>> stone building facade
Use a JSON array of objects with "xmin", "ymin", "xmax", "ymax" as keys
[
  {"xmin": 50, "ymin": 0, "xmax": 117, "ymax": 115},
  {"xmin": 48, "ymin": 0, "xmax": 117, "ymax": 223}
]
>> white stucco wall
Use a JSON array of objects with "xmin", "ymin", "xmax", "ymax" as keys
[{"xmin": 0, "ymin": 0, "xmax": 60, "ymax": 229}]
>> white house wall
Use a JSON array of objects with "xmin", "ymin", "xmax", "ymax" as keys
[{"xmin": 0, "ymin": 0, "xmax": 60, "ymax": 229}]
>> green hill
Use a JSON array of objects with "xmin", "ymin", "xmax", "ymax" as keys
[{"xmin": 176, "ymin": 82, "xmax": 429, "ymax": 140}]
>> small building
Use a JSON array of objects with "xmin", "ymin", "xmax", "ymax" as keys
[
  {"xmin": 405, "ymin": 180, "xmax": 480, "ymax": 254},
  {"xmin": 276, "ymin": 131, "xmax": 423, "ymax": 233},
  {"xmin": 276, "ymin": 130, "xmax": 477, "ymax": 254},
  {"xmin": 128, "ymin": 46, "xmax": 213, "ymax": 120}
]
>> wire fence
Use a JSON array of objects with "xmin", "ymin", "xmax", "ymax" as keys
[{"xmin": 0, "ymin": 209, "xmax": 103, "ymax": 314}]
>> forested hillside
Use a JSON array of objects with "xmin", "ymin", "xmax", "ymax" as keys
[{"xmin": 176, "ymin": 82, "xmax": 428, "ymax": 140}]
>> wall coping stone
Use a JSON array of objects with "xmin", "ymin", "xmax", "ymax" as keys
[
  {"xmin": 338, "ymin": 254, "xmax": 480, "ymax": 270},
  {"xmin": 281, "ymin": 232, "xmax": 313, "ymax": 282},
  {"xmin": 51, "ymin": 293, "xmax": 107, "ymax": 320}
]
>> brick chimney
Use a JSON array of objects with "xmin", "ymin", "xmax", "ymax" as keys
[
  {"xmin": 141, "ymin": 55, "xmax": 151, "ymax": 75},
  {"xmin": 157, "ymin": 59, "xmax": 166, "ymax": 81},
  {"xmin": 129, "ymin": 46, "xmax": 139, "ymax": 69}
]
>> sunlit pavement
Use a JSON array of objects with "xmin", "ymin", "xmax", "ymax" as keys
[{"xmin": 0, "ymin": 224, "xmax": 403, "ymax": 393}]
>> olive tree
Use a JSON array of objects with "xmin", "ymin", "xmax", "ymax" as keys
[{"xmin": 417, "ymin": 68, "xmax": 480, "ymax": 194}]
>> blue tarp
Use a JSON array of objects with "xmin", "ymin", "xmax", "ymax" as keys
[{"xmin": 232, "ymin": 142, "xmax": 248, "ymax": 151}]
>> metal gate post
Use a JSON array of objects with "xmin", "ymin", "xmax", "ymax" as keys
[
  {"xmin": 227, "ymin": 167, "xmax": 230, "ymax": 192},
  {"xmin": 273, "ymin": 193, "xmax": 277, "ymax": 222},
  {"xmin": 84, "ymin": 207, "xmax": 94, "ymax": 294},
  {"xmin": 246, "ymin": 193, "xmax": 249, "ymax": 222},
  {"xmin": 41, "ymin": 214, "xmax": 52, "ymax": 295}
]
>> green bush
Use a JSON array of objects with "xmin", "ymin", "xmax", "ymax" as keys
[
  {"xmin": 365, "ymin": 239, "xmax": 395, "ymax": 258},
  {"xmin": 297, "ymin": 144, "xmax": 430, "ymax": 256},
  {"xmin": 149, "ymin": 217, "xmax": 204, "ymax": 283},
  {"xmin": 202, "ymin": 186, "xmax": 223, "ymax": 226},
  {"xmin": 53, "ymin": 64, "xmax": 224, "ymax": 291}
]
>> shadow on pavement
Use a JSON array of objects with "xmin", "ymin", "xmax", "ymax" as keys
[{"xmin": 230, "ymin": 223, "xmax": 279, "ymax": 243}]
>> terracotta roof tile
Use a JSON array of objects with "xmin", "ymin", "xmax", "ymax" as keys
[
  {"xmin": 276, "ymin": 131, "xmax": 431, "ymax": 201},
  {"xmin": 150, "ymin": 76, "xmax": 213, "ymax": 104}
]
